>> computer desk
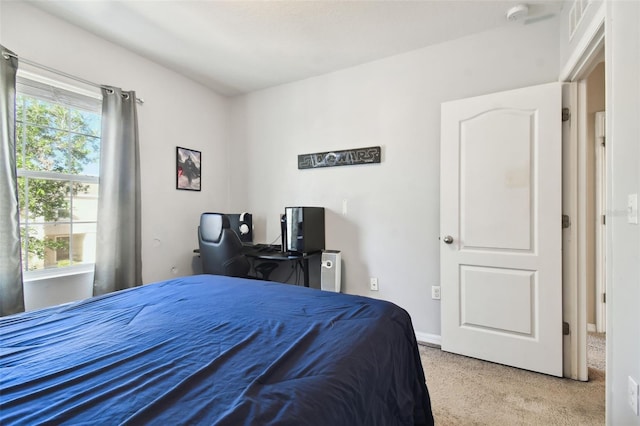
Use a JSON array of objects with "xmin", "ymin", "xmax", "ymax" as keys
[
  {"xmin": 193, "ymin": 245, "xmax": 321, "ymax": 288},
  {"xmin": 242, "ymin": 245, "xmax": 321, "ymax": 288}
]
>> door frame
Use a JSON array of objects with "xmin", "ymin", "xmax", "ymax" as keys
[
  {"xmin": 562, "ymin": 81, "xmax": 585, "ymax": 381},
  {"xmin": 559, "ymin": 10, "xmax": 605, "ymax": 381},
  {"xmin": 594, "ymin": 110, "xmax": 606, "ymax": 334}
]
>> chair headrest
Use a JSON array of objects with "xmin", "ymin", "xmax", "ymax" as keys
[{"xmin": 200, "ymin": 213, "xmax": 230, "ymax": 243}]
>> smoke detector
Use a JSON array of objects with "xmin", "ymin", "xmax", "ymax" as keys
[{"xmin": 506, "ymin": 4, "xmax": 529, "ymax": 21}]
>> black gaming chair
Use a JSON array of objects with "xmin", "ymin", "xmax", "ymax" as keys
[
  {"xmin": 198, "ymin": 213, "xmax": 250, "ymax": 277},
  {"xmin": 198, "ymin": 213, "xmax": 279, "ymax": 280}
]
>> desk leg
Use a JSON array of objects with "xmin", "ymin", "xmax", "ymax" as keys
[{"xmin": 303, "ymin": 258, "xmax": 310, "ymax": 287}]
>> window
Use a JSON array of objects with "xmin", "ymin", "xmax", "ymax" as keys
[
  {"xmin": 54, "ymin": 236, "xmax": 70, "ymax": 264},
  {"xmin": 16, "ymin": 75, "xmax": 101, "ymax": 273}
]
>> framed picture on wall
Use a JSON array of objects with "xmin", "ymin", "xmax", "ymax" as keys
[{"xmin": 176, "ymin": 147, "xmax": 201, "ymax": 191}]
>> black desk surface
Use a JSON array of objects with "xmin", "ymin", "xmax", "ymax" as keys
[
  {"xmin": 193, "ymin": 244, "xmax": 320, "ymax": 260},
  {"xmin": 242, "ymin": 244, "xmax": 321, "ymax": 260}
]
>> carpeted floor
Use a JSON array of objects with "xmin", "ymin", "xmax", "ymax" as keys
[
  {"xmin": 419, "ymin": 334, "xmax": 606, "ymax": 425},
  {"xmin": 587, "ymin": 332, "xmax": 606, "ymax": 371}
]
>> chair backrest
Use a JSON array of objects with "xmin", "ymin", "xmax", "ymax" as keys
[{"xmin": 198, "ymin": 213, "xmax": 250, "ymax": 277}]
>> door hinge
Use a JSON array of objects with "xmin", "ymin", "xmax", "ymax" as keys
[
  {"xmin": 601, "ymin": 137, "xmax": 606, "ymax": 147},
  {"xmin": 602, "ymin": 293, "xmax": 606, "ymax": 304},
  {"xmin": 562, "ymin": 214, "xmax": 571, "ymax": 229},
  {"xmin": 602, "ymin": 214, "xmax": 606, "ymax": 225},
  {"xmin": 562, "ymin": 108, "xmax": 571, "ymax": 122},
  {"xmin": 563, "ymin": 321, "xmax": 570, "ymax": 335}
]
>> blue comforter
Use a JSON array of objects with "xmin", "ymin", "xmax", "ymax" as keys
[{"xmin": 1, "ymin": 275, "xmax": 433, "ymax": 425}]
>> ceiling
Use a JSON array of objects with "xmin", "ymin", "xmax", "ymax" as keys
[{"xmin": 30, "ymin": 0, "xmax": 564, "ymax": 96}]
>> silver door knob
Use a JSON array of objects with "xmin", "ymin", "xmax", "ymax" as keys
[{"xmin": 443, "ymin": 235, "xmax": 454, "ymax": 244}]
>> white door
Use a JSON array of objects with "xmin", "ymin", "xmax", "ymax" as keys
[{"xmin": 440, "ymin": 82, "xmax": 563, "ymax": 377}]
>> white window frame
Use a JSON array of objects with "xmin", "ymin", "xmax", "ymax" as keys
[{"xmin": 16, "ymin": 71, "xmax": 102, "ymax": 280}]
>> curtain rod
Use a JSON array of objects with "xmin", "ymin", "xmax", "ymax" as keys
[{"xmin": 2, "ymin": 50, "xmax": 144, "ymax": 105}]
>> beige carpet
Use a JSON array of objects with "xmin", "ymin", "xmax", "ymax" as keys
[
  {"xmin": 419, "ymin": 338, "xmax": 605, "ymax": 425},
  {"xmin": 587, "ymin": 332, "xmax": 606, "ymax": 371}
]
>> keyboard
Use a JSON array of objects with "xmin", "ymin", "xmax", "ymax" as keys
[{"xmin": 248, "ymin": 243, "xmax": 281, "ymax": 253}]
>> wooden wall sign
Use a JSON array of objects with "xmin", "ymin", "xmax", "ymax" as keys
[{"xmin": 298, "ymin": 146, "xmax": 381, "ymax": 169}]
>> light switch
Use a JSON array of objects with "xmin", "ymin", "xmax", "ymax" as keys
[
  {"xmin": 628, "ymin": 194, "xmax": 638, "ymax": 224},
  {"xmin": 629, "ymin": 376, "xmax": 639, "ymax": 415}
]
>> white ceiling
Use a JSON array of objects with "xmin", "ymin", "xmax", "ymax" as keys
[{"xmin": 30, "ymin": 0, "xmax": 564, "ymax": 96}]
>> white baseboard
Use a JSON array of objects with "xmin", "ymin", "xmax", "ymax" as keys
[
  {"xmin": 587, "ymin": 323, "xmax": 597, "ymax": 333},
  {"xmin": 415, "ymin": 331, "xmax": 441, "ymax": 348}
]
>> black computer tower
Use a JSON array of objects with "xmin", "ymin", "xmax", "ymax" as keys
[{"xmin": 284, "ymin": 207, "xmax": 325, "ymax": 253}]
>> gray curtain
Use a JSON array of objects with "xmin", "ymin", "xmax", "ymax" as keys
[
  {"xmin": 93, "ymin": 86, "xmax": 142, "ymax": 296},
  {"xmin": 0, "ymin": 47, "xmax": 25, "ymax": 316}
]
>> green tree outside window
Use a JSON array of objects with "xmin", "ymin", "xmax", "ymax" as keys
[{"xmin": 16, "ymin": 92, "xmax": 101, "ymax": 271}]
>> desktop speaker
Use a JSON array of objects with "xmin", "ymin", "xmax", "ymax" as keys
[{"xmin": 321, "ymin": 250, "xmax": 341, "ymax": 292}]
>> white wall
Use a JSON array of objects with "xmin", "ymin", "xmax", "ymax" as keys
[
  {"xmin": 229, "ymin": 18, "xmax": 560, "ymax": 338},
  {"xmin": 23, "ymin": 270, "xmax": 93, "ymax": 311},
  {"xmin": 605, "ymin": 1, "xmax": 640, "ymax": 424},
  {"xmin": 0, "ymin": 2, "xmax": 231, "ymax": 303}
]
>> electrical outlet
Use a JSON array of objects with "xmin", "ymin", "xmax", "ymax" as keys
[
  {"xmin": 431, "ymin": 286, "xmax": 441, "ymax": 300},
  {"xmin": 629, "ymin": 376, "xmax": 639, "ymax": 415},
  {"xmin": 370, "ymin": 277, "xmax": 378, "ymax": 291}
]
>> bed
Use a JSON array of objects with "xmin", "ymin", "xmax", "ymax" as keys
[{"xmin": 0, "ymin": 274, "xmax": 433, "ymax": 425}]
